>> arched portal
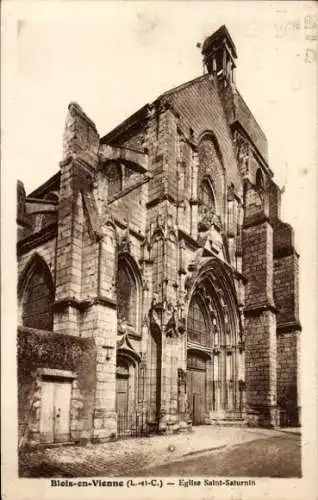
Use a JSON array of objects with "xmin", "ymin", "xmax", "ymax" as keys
[{"xmin": 186, "ymin": 259, "xmax": 242, "ymax": 423}]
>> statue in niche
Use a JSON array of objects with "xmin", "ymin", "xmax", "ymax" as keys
[
  {"xmin": 118, "ymin": 226, "xmax": 131, "ymax": 255},
  {"xmin": 149, "ymin": 294, "xmax": 163, "ymax": 333},
  {"xmin": 235, "ymin": 134, "xmax": 250, "ymax": 177}
]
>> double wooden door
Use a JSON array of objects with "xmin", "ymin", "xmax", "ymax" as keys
[{"xmin": 40, "ymin": 378, "xmax": 71, "ymax": 443}]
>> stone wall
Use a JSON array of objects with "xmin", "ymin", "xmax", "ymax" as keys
[
  {"xmin": 277, "ymin": 331, "xmax": 299, "ymax": 426},
  {"xmin": 17, "ymin": 326, "xmax": 96, "ymax": 447}
]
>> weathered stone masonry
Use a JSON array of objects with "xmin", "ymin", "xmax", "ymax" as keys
[{"xmin": 17, "ymin": 25, "xmax": 301, "ymax": 447}]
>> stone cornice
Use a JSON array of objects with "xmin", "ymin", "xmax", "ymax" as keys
[
  {"xmin": 146, "ymin": 193, "xmax": 178, "ymax": 209},
  {"xmin": 277, "ymin": 321, "xmax": 302, "ymax": 334},
  {"xmin": 274, "ymin": 246, "xmax": 299, "ymax": 260},
  {"xmin": 17, "ymin": 224, "xmax": 57, "ymax": 256},
  {"xmin": 52, "ymin": 295, "xmax": 117, "ymax": 313},
  {"xmin": 244, "ymin": 302, "xmax": 277, "ymax": 317},
  {"xmin": 113, "ymin": 217, "xmax": 145, "ymax": 241},
  {"xmin": 243, "ymin": 213, "xmax": 271, "ymax": 230}
]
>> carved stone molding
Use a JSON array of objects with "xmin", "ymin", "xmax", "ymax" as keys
[{"xmin": 149, "ymin": 294, "xmax": 186, "ymax": 338}]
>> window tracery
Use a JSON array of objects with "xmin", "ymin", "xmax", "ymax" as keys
[
  {"xmin": 20, "ymin": 256, "xmax": 54, "ymax": 331},
  {"xmin": 187, "ymin": 295, "xmax": 210, "ymax": 346}
]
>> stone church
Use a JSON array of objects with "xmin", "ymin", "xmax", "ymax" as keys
[{"xmin": 17, "ymin": 26, "xmax": 301, "ymax": 447}]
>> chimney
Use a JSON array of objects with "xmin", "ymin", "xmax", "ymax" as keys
[{"xmin": 201, "ymin": 25, "xmax": 237, "ymax": 87}]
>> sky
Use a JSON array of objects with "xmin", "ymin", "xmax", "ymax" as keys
[{"xmin": 2, "ymin": 0, "xmax": 318, "ymax": 426}]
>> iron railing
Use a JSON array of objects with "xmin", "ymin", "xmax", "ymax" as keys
[{"xmin": 117, "ymin": 411, "xmax": 158, "ymax": 439}]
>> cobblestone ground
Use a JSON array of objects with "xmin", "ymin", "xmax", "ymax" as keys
[
  {"xmin": 19, "ymin": 426, "xmax": 296, "ymax": 477},
  {"xmin": 138, "ymin": 434, "xmax": 301, "ymax": 477}
]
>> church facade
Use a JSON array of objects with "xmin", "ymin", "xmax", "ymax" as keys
[{"xmin": 17, "ymin": 26, "xmax": 301, "ymax": 447}]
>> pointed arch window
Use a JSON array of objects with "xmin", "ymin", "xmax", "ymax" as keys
[
  {"xmin": 199, "ymin": 180, "xmax": 216, "ymax": 216},
  {"xmin": 20, "ymin": 257, "xmax": 54, "ymax": 331},
  {"xmin": 187, "ymin": 295, "xmax": 210, "ymax": 346},
  {"xmin": 117, "ymin": 259, "xmax": 137, "ymax": 328}
]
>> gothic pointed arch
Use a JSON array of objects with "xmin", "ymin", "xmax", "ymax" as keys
[
  {"xmin": 185, "ymin": 256, "xmax": 243, "ymax": 419},
  {"xmin": 117, "ymin": 333, "xmax": 142, "ymax": 365},
  {"xmin": 18, "ymin": 253, "xmax": 54, "ymax": 331},
  {"xmin": 185, "ymin": 257, "xmax": 240, "ymax": 332},
  {"xmin": 116, "ymin": 253, "xmax": 142, "ymax": 332},
  {"xmin": 197, "ymin": 131, "xmax": 226, "ymax": 224}
]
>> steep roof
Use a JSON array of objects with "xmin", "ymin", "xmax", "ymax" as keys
[
  {"xmin": 159, "ymin": 74, "xmax": 243, "ymax": 193},
  {"xmin": 28, "ymin": 171, "xmax": 61, "ymax": 199},
  {"xmin": 201, "ymin": 24, "xmax": 237, "ymax": 58},
  {"xmin": 101, "ymin": 71, "xmax": 268, "ymax": 167}
]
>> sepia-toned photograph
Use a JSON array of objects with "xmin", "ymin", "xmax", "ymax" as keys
[{"xmin": 2, "ymin": 1, "xmax": 318, "ymax": 499}]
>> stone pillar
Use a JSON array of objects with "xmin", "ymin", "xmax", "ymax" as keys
[
  {"xmin": 53, "ymin": 156, "xmax": 83, "ymax": 335},
  {"xmin": 270, "ymin": 177, "xmax": 301, "ymax": 427},
  {"xmin": 91, "ymin": 303, "xmax": 117, "ymax": 442},
  {"xmin": 53, "ymin": 102, "xmax": 99, "ymax": 336},
  {"xmin": 274, "ymin": 250, "xmax": 301, "ymax": 427},
  {"xmin": 88, "ymin": 220, "xmax": 118, "ymax": 442},
  {"xmin": 242, "ymin": 181, "xmax": 278, "ymax": 427}
]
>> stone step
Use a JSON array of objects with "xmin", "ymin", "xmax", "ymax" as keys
[{"xmin": 211, "ymin": 419, "xmax": 246, "ymax": 427}]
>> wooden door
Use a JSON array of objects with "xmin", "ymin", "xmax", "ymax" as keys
[
  {"xmin": 187, "ymin": 354, "xmax": 206, "ymax": 425},
  {"xmin": 40, "ymin": 380, "xmax": 55, "ymax": 443},
  {"xmin": 116, "ymin": 369, "xmax": 129, "ymax": 436},
  {"xmin": 116, "ymin": 375, "xmax": 129, "ymax": 416},
  {"xmin": 40, "ymin": 379, "xmax": 71, "ymax": 444},
  {"xmin": 54, "ymin": 381, "xmax": 71, "ymax": 443}
]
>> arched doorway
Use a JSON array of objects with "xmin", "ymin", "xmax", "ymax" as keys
[
  {"xmin": 186, "ymin": 262, "xmax": 242, "ymax": 424},
  {"xmin": 186, "ymin": 294, "xmax": 211, "ymax": 425}
]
